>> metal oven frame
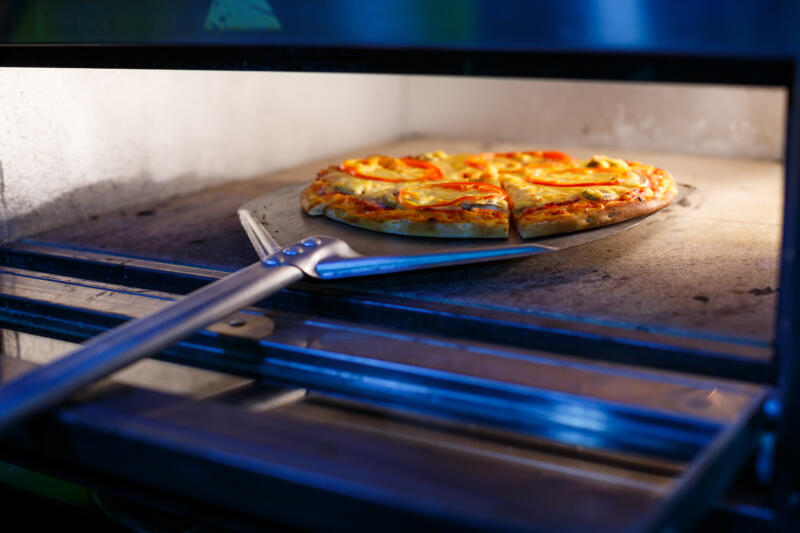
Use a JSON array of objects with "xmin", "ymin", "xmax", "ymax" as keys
[{"xmin": 0, "ymin": 2, "xmax": 798, "ymax": 530}]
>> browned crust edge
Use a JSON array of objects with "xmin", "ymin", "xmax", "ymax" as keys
[
  {"xmin": 300, "ymin": 182, "xmax": 328, "ymax": 215},
  {"xmin": 513, "ymin": 187, "xmax": 676, "ymax": 238},
  {"xmin": 300, "ymin": 184, "xmax": 509, "ymax": 238},
  {"xmin": 325, "ymin": 206, "xmax": 508, "ymax": 238}
]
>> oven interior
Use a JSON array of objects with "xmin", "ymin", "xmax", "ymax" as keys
[{"xmin": 0, "ymin": 3, "xmax": 798, "ymax": 532}]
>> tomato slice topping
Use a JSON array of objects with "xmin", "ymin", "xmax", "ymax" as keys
[
  {"xmin": 340, "ymin": 156, "xmax": 444, "ymax": 182},
  {"xmin": 467, "ymin": 151, "xmax": 571, "ymax": 173},
  {"xmin": 398, "ymin": 181, "xmax": 506, "ymax": 209},
  {"xmin": 465, "ymin": 152, "xmax": 495, "ymax": 170},
  {"xmin": 466, "ymin": 154, "xmax": 522, "ymax": 173},
  {"xmin": 540, "ymin": 151, "xmax": 571, "ymax": 161},
  {"xmin": 493, "ymin": 150, "xmax": 571, "ymax": 162},
  {"xmin": 489, "ymin": 157, "xmax": 524, "ymax": 173}
]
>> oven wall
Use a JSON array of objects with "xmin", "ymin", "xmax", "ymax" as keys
[
  {"xmin": 0, "ymin": 68, "xmax": 404, "ymax": 241},
  {"xmin": 401, "ymin": 76, "xmax": 786, "ymax": 160},
  {"xmin": 0, "ymin": 70, "xmax": 786, "ymax": 242}
]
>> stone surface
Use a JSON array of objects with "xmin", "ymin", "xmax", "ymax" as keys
[{"xmin": 35, "ymin": 137, "xmax": 782, "ymax": 348}]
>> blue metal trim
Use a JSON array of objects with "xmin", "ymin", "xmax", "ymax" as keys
[{"xmin": 774, "ymin": 57, "xmax": 800, "ymax": 525}]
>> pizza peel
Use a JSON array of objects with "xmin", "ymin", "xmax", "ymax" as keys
[{"xmin": 0, "ymin": 182, "xmax": 682, "ymax": 432}]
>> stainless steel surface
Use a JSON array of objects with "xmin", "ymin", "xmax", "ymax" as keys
[{"xmin": 0, "ymin": 261, "xmax": 304, "ymax": 431}]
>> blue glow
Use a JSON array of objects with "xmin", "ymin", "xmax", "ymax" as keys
[
  {"xmin": 302, "ymin": 319, "xmax": 758, "ymax": 395},
  {"xmin": 256, "ymin": 344, "xmax": 718, "ymax": 452},
  {"xmin": 353, "ymin": 290, "xmax": 770, "ymax": 349},
  {"xmin": 762, "ymin": 398, "xmax": 782, "ymax": 418},
  {"xmin": 315, "ymin": 245, "xmax": 552, "ymax": 279}
]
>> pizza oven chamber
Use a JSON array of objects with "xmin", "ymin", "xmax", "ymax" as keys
[{"xmin": 0, "ymin": 3, "xmax": 798, "ymax": 532}]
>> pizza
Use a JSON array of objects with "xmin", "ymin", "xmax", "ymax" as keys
[
  {"xmin": 300, "ymin": 153, "xmax": 509, "ymax": 238},
  {"xmin": 300, "ymin": 150, "xmax": 676, "ymax": 239}
]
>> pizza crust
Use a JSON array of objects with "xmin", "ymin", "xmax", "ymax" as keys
[
  {"xmin": 513, "ymin": 189, "xmax": 676, "ymax": 238},
  {"xmin": 325, "ymin": 206, "xmax": 509, "ymax": 238},
  {"xmin": 300, "ymin": 183, "xmax": 327, "ymax": 215}
]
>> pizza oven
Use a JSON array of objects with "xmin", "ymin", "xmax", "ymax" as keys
[{"xmin": 0, "ymin": 2, "xmax": 798, "ymax": 532}]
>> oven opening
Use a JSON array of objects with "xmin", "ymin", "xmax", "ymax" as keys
[{"xmin": 0, "ymin": 35, "xmax": 794, "ymax": 532}]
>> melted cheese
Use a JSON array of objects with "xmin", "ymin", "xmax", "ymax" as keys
[
  {"xmin": 502, "ymin": 155, "xmax": 651, "ymax": 214},
  {"xmin": 504, "ymin": 181, "xmax": 644, "ymax": 212},
  {"xmin": 401, "ymin": 183, "xmax": 506, "ymax": 209},
  {"xmin": 418, "ymin": 151, "xmax": 499, "ymax": 185},
  {"xmin": 526, "ymin": 167, "xmax": 646, "ymax": 188},
  {"xmin": 404, "ymin": 186, "xmax": 468, "ymax": 206},
  {"xmin": 327, "ymin": 152, "xmax": 658, "ymax": 215},
  {"xmin": 502, "ymin": 176, "xmax": 580, "ymax": 210},
  {"xmin": 342, "ymin": 156, "xmax": 432, "ymax": 181},
  {"xmin": 331, "ymin": 175, "xmax": 396, "ymax": 197}
]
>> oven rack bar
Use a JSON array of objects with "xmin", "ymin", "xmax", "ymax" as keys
[
  {"xmin": 0, "ymin": 352, "xmax": 767, "ymax": 533},
  {"xmin": 0, "ymin": 241, "xmax": 774, "ymax": 383},
  {"xmin": 0, "ymin": 262, "xmax": 751, "ymax": 464}
]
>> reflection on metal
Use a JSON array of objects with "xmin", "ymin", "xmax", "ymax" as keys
[
  {"xmin": 0, "ymin": 351, "xmax": 768, "ymax": 532},
  {"xmin": 0, "ymin": 262, "xmax": 759, "ymax": 462},
  {"xmin": 216, "ymin": 383, "xmax": 307, "ymax": 412},
  {"xmin": 0, "ymin": 261, "xmax": 303, "ymax": 432},
  {"xmin": 259, "ymin": 351, "xmax": 721, "ymax": 461}
]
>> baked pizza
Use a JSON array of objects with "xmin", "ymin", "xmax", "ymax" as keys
[{"xmin": 300, "ymin": 150, "xmax": 676, "ymax": 239}]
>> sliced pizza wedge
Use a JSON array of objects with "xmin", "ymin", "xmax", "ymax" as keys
[
  {"xmin": 301, "ymin": 153, "xmax": 510, "ymax": 238},
  {"xmin": 499, "ymin": 154, "xmax": 677, "ymax": 238}
]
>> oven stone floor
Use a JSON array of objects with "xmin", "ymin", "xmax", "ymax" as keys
[{"xmin": 33, "ymin": 137, "xmax": 782, "ymax": 350}]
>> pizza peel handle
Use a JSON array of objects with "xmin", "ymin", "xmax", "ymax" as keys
[{"xmin": 0, "ymin": 260, "xmax": 306, "ymax": 433}]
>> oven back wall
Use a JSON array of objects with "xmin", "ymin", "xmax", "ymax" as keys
[
  {"xmin": 0, "ymin": 69, "xmax": 786, "ymax": 241},
  {"xmin": 403, "ymin": 76, "xmax": 786, "ymax": 161}
]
